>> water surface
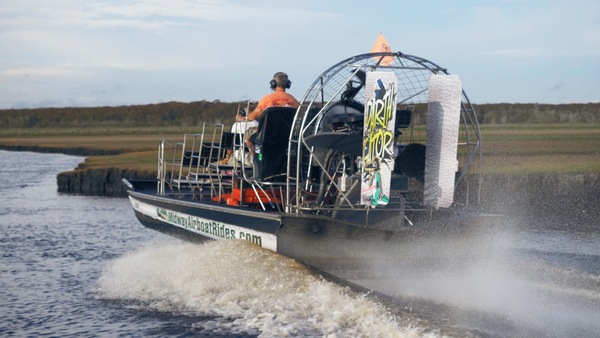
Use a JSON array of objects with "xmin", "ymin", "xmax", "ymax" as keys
[{"xmin": 1, "ymin": 150, "xmax": 598, "ymax": 337}]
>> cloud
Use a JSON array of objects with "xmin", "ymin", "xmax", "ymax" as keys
[
  {"xmin": 1, "ymin": 65, "xmax": 90, "ymax": 77},
  {"xmin": 0, "ymin": 0, "xmax": 341, "ymax": 72},
  {"xmin": 1, "ymin": 0, "xmax": 339, "ymax": 31}
]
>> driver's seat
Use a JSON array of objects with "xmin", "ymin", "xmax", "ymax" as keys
[{"xmin": 249, "ymin": 107, "xmax": 296, "ymax": 181}]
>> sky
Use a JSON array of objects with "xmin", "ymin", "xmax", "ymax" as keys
[{"xmin": 1, "ymin": 0, "xmax": 598, "ymax": 109}]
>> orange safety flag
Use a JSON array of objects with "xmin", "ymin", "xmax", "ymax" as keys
[{"xmin": 370, "ymin": 33, "xmax": 394, "ymax": 66}]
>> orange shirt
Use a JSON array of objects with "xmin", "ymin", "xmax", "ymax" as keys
[{"xmin": 246, "ymin": 88, "xmax": 299, "ymax": 121}]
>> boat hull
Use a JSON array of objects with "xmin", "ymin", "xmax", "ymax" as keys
[
  {"xmin": 128, "ymin": 190, "xmax": 281, "ymax": 251},
  {"xmin": 126, "ymin": 183, "xmax": 499, "ymax": 277}
]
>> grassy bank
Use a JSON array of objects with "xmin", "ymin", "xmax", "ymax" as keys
[
  {"xmin": 2, "ymin": 123, "xmax": 599, "ymax": 175},
  {"xmin": 482, "ymin": 123, "xmax": 600, "ymax": 174}
]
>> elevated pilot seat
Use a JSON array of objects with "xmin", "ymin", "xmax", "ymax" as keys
[{"xmin": 249, "ymin": 107, "xmax": 297, "ymax": 181}]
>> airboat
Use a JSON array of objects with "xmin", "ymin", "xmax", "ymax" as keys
[{"xmin": 123, "ymin": 51, "xmax": 490, "ymax": 273}]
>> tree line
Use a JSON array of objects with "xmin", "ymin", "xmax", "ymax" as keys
[
  {"xmin": 1, "ymin": 101, "xmax": 598, "ymax": 129},
  {"xmin": 0, "ymin": 100, "xmax": 240, "ymax": 129},
  {"xmin": 474, "ymin": 103, "xmax": 600, "ymax": 124}
]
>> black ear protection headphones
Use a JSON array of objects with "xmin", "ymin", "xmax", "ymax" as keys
[{"xmin": 270, "ymin": 72, "xmax": 292, "ymax": 90}]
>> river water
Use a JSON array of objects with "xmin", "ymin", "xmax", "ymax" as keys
[{"xmin": 1, "ymin": 150, "xmax": 599, "ymax": 337}]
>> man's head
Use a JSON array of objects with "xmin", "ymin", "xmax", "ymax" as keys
[{"xmin": 270, "ymin": 72, "xmax": 291, "ymax": 90}]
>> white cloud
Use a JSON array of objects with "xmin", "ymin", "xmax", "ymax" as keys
[
  {"xmin": 1, "ymin": 0, "xmax": 339, "ymax": 31},
  {"xmin": 2, "ymin": 65, "xmax": 90, "ymax": 77},
  {"xmin": 92, "ymin": 0, "xmax": 239, "ymax": 21},
  {"xmin": 0, "ymin": 0, "xmax": 341, "ymax": 71}
]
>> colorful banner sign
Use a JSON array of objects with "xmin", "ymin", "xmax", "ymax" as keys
[{"xmin": 360, "ymin": 72, "xmax": 397, "ymax": 207}]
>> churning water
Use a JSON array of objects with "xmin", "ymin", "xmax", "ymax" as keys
[{"xmin": 1, "ymin": 150, "xmax": 599, "ymax": 337}]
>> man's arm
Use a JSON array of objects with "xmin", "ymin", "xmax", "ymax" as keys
[{"xmin": 245, "ymin": 107, "xmax": 261, "ymax": 121}]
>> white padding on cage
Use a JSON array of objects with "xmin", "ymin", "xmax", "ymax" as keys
[{"xmin": 424, "ymin": 74, "xmax": 462, "ymax": 209}]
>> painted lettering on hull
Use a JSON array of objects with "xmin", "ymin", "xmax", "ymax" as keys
[
  {"xmin": 156, "ymin": 207, "xmax": 274, "ymax": 249},
  {"xmin": 130, "ymin": 196, "xmax": 277, "ymax": 251}
]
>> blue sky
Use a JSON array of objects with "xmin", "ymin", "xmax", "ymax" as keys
[{"xmin": 1, "ymin": 0, "xmax": 598, "ymax": 109}]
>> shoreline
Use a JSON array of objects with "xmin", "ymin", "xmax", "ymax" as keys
[
  {"xmin": 0, "ymin": 144, "xmax": 124, "ymax": 157},
  {"xmin": 1, "ymin": 145, "xmax": 150, "ymax": 197}
]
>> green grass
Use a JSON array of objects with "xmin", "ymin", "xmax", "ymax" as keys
[
  {"xmin": 78, "ymin": 151, "xmax": 159, "ymax": 171},
  {"xmin": 1, "ymin": 123, "xmax": 599, "ymax": 175},
  {"xmin": 478, "ymin": 124, "xmax": 600, "ymax": 174}
]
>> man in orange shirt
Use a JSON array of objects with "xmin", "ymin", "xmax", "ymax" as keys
[
  {"xmin": 236, "ymin": 72, "xmax": 299, "ymax": 123},
  {"xmin": 236, "ymin": 72, "xmax": 299, "ymax": 151}
]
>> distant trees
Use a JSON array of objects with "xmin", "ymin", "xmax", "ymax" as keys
[
  {"xmin": 0, "ymin": 100, "xmax": 240, "ymax": 129},
  {"xmin": 473, "ymin": 103, "xmax": 600, "ymax": 124}
]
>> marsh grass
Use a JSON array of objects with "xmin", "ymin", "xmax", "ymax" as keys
[
  {"xmin": 78, "ymin": 151, "xmax": 159, "ymax": 170},
  {"xmin": 479, "ymin": 124, "xmax": 600, "ymax": 174},
  {"xmin": 1, "ymin": 124, "xmax": 598, "ymax": 175}
]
